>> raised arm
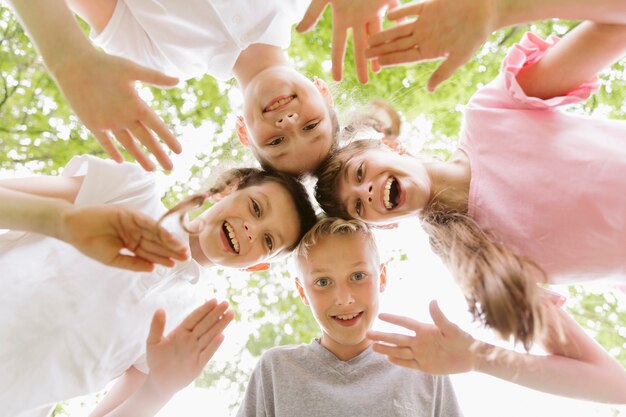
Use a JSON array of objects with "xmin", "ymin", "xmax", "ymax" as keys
[
  {"xmin": 368, "ymin": 300, "xmax": 626, "ymax": 403},
  {"xmin": 7, "ymin": 0, "xmax": 181, "ymax": 171},
  {"xmin": 0, "ymin": 177, "xmax": 188, "ymax": 271},
  {"xmin": 366, "ymin": 0, "xmax": 626, "ymax": 91}
]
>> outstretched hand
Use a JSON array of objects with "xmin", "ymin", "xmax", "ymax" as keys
[
  {"xmin": 297, "ymin": 0, "xmax": 399, "ymax": 83},
  {"xmin": 59, "ymin": 204, "xmax": 189, "ymax": 272},
  {"xmin": 367, "ymin": 300, "xmax": 476, "ymax": 375},
  {"xmin": 52, "ymin": 49, "xmax": 181, "ymax": 171},
  {"xmin": 366, "ymin": 0, "xmax": 496, "ymax": 91},
  {"xmin": 145, "ymin": 300, "xmax": 234, "ymax": 397}
]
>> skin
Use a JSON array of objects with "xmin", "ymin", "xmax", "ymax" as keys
[
  {"xmin": 296, "ymin": 232, "xmax": 386, "ymax": 361},
  {"xmin": 234, "ymin": 44, "xmax": 335, "ymax": 175}
]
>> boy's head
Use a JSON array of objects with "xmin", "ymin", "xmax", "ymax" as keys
[
  {"xmin": 295, "ymin": 218, "xmax": 386, "ymax": 360},
  {"xmin": 237, "ymin": 68, "xmax": 339, "ymax": 175}
]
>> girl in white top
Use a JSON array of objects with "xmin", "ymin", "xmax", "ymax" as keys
[{"xmin": 0, "ymin": 156, "xmax": 317, "ymax": 417}]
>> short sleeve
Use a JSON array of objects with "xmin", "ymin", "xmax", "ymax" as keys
[
  {"xmin": 468, "ymin": 32, "xmax": 599, "ymax": 110},
  {"xmin": 62, "ymin": 155, "xmax": 157, "ymax": 211}
]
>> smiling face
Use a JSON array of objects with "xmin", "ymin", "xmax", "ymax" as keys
[
  {"xmin": 194, "ymin": 181, "xmax": 300, "ymax": 268},
  {"xmin": 336, "ymin": 147, "xmax": 432, "ymax": 224},
  {"xmin": 241, "ymin": 67, "xmax": 334, "ymax": 175},
  {"xmin": 296, "ymin": 231, "xmax": 386, "ymax": 360}
]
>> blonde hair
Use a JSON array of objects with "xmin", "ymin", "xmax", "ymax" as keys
[{"xmin": 296, "ymin": 217, "xmax": 379, "ymax": 269}]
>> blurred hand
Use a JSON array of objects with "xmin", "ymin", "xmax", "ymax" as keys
[
  {"xmin": 145, "ymin": 300, "xmax": 234, "ymax": 397},
  {"xmin": 297, "ymin": 0, "xmax": 400, "ymax": 83},
  {"xmin": 366, "ymin": 0, "xmax": 495, "ymax": 91},
  {"xmin": 52, "ymin": 49, "xmax": 181, "ymax": 171},
  {"xmin": 59, "ymin": 204, "xmax": 189, "ymax": 271},
  {"xmin": 367, "ymin": 300, "xmax": 476, "ymax": 375}
]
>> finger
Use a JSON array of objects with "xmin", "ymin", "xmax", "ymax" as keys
[
  {"xmin": 133, "ymin": 247, "xmax": 175, "ymax": 267},
  {"xmin": 367, "ymin": 19, "xmax": 382, "ymax": 73},
  {"xmin": 127, "ymin": 213, "xmax": 188, "ymax": 255},
  {"xmin": 367, "ymin": 329, "xmax": 413, "ymax": 346},
  {"xmin": 193, "ymin": 301, "xmax": 230, "ymax": 340},
  {"xmin": 352, "ymin": 26, "xmax": 369, "ymax": 84},
  {"xmin": 93, "ymin": 130, "xmax": 124, "ymax": 163},
  {"xmin": 110, "ymin": 253, "xmax": 155, "ymax": 272},
  {"xmin": 113, "ymin": 128, "xmax": 155, "ymax": 171},
  {"xmin": 377, "ymin": 48, "xmax": 431, "ymax": 67},
  {"xmin": 378, "ymin": 313, "xmax": 424, "ymax": 332},
  {"xmin": 428, "ymin": 52, "xmax": 471, "ymax": 92},
  {"xmin": 141, "ymin": 105, "xmax": 182, "ymax": 155},
  {"xmin": 371, "ymin": 342, "xmax": 414, "ymax": 360},
  {"xmin": 197, "ymin": 309, "xmax": 234, "ymax": 351},
  {"xmin": 136, "ymin": 237, "xmax": 187, "ymax": 262},
  {"xmin": 367, "ymin": 35, "xmax": 420, "ymax": 58},
  {"xmin": 147, "ymin": 309, "xmax": 166, "ymax": 345},
  {"xmin": 331, "ymin": 24, "xmax": 348, "ymax": 81},
  {"xmin": 386, "ymin": 2, "xmax": 424, "ymax": 20},
  {"xmin": 129, "ymin": 121, "xmax": 173, "ymax": 171},
  {"xmin": 296, "ymin": 0, "xmax": 329, "ymax": 33},
  {"xmin": 130, "ymin": 61, "xmax": 179, "ymax": 88},
  {"xmin": 198, "ymin": 333, "xmax": 225, "ymax": 365},
  {"xmin": 368, "ymin": 21, "xmax": 414, "ymax": 48},
  {"xmin": 428, "ymin": 300, "xmax": 456, "ymax": 334},
  {"xmin": 181, "ymin": 299, "xmax": 219, "ymax": 331},
  {"xmin": 387, "ymin": 355, "xmax": 420, "ymax": 370}
]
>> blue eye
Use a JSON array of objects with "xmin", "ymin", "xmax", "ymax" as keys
[
  {"xmin": 316, "ymin": 278, "xmax": 330, "ymax": 287},
  {"xmin": 351, "ymin": 272, "xmax": 367, "ymax": 281},
  {"xmin": 269, "ymin": 137, "xmax": 284, "ymax": 146}
]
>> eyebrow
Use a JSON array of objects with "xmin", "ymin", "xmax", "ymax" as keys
[{"xmin": 310, "ymin": 260, "xmax": 368, "ymax": 275}]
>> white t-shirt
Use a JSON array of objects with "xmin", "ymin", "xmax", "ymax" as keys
[
  {"xmin": 0, "ymin": 156, "xmax": 208, "ymax": 417},
  {"xmin": 91, "ymin": 0, "xmax": 310, "ymax": 80}
]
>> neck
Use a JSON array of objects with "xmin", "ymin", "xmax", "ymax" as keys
[
  {"xmin": 233, "ymin": 44, "xmax": 290, "ymax": 88},
  {"xmin": 319, "ymin": 334, "xmax": 371, "ymax": 362},
  {"xmin": 424, "ymin": 150, "xmax": 471, "ymax": 213}
]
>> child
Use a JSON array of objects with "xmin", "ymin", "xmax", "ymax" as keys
[
  {"xmin": 237, "ymin": 217, "xmax": 464, "ymax": 416},
  {"xmin": 314, "ymin": 22, "xmax": 626, "ymax": 349},
  {"xmin": 0, "ymin": 155, "xmax": 317, "ymax": 417}
]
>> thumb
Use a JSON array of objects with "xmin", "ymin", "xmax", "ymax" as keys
[
  {"xmin": 147, "ymin": 309, "xmax": 167, "ymax": 345},
  {"xmin": 130, "ymin": 61, "xmax": 179, "ymax": 88},
  {"xmin": 429, "ymin": 300, "xmax": 455, "ymax": 333},
  {"xmin": 427, "ymin": 52, "xmax": 469, "ymax": 92},
  {"xmin": 296, "ymin": 0, "xmax": 329, "ymax": 33}
]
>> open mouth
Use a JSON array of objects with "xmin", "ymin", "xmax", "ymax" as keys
[
  {"xmin": 263, "ymin": 95, "xmax": 296, "ymax": 112},
  {"xmin": 383, "ymin": 176, "xmax": 400, "ymax": 210},
  {"xmin": 222, "ymin": 221, "xmax": 240, "ymax": 254},
  {"xmin": 332, "ymin": 311, "xmax": 364, "ymax": 326}
]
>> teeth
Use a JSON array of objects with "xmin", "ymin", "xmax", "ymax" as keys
[
  {"xmin": 224, "ymin": 222, "xmax": 240, "ymax": 253},
  {"xmin": 335, "ymin": 312, "xmax": 360, "ymax": 320},
  {"xmin": 266, "ymin": 96, "xmax": 294, "ymax": 111},
  {"xmin": 384, "ymin": 177, "xmax": 394, "ymax": 209}
]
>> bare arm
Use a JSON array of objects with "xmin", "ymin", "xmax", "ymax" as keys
[
  {"xmin": 368, "ymin": 300, "xmax": 626, "ymax": 403},
  {"xmin": 516, "ymin": 21, "xmax": 626, "ymax": 99}
]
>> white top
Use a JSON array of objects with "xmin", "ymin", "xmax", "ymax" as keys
[
  {"xmin": 91, "ymin": 0, "xmax": 310, "ymax": 80},
  {"xmin": 0, "ymin": 156, "xmax": 208, "ymax": 417}
]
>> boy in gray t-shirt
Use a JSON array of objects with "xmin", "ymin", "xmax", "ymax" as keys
[{"xmin": 237, "ymin": 218, "xmax": 464, "ymax": 417}]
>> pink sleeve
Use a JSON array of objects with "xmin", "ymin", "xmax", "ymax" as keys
[{"xmin": 468, "ymin": 32, "xmax": 600, "ymax": 110}]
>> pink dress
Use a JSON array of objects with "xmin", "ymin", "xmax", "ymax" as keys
[{"xmin": 459, "ymin": 33, "xmax": 626, "ymax": 285}]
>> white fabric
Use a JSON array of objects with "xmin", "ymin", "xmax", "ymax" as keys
[
  {"xmin": 91, "ymin": 0, "xmax": 310, "ymax": 80},
  {"xmin": 0, "ymin": 156, "xmax": 208, "ymax": 417}
]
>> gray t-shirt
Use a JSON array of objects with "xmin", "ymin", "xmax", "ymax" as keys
[{"xmin": 237, "ymin": 340, "xmax": 464, "ymax": 417}]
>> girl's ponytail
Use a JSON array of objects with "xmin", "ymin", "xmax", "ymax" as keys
[{"xmin": 421, "ymin": 208, "xmax": 548, "ymax": 350}]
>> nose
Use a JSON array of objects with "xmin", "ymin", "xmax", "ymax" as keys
[
  {"xmin": 356, "ymin": 181, "xmax": 374, "ymax": 205},
  {"xmin": 335, "ymin": 283, "xmax": 355, "ymax": 306},
  {"xmin": 275, "ymin": 112, "xmax": 299, "ymax": 129},
  {"xmin": 243, "ymin": 221, "xmax": 258, "ymax": 243}
]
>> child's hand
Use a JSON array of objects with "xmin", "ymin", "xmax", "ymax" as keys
[
  {"xmin": 366, "ymin": 0, "xmax": 496, "ymax": 91},
  {"xmin": 297, "ymin": 0, "xmax": 400, "ymax": 83},
  {"xmin": 51, "ymin": 49, "xmax": 181, "ymax": 171},
  {"xmin": 58, "ymin": 205, "xmax": 189, "ymax": 272},
  {"xmin": 367, "ymin": 300, "xmax": 476, "ymax": 375},
  {"xmin": 145, "ymin": 300, "xmax": 234, "ymax": 398}
]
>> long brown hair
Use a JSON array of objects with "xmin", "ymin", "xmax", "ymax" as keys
[
  {"xmin": 160, "ymin": 167, "xmax": 318, "ymax": 251},
  {"xmin": 314, "ymin": 138, "xmax": 550, "ymax": 350}
]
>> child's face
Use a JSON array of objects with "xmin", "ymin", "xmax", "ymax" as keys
[
  {"xmin": 297, "ymin": 232, "xmax": 385, "ymax": 358},
  {"xmin": 196, "ymin": 181, "xmax": 300, "ymax": 268},
  {"xmin": 337, "ymin": 148, "xmax": 431, "ymax": 224},
  {"xmin": 242, "ymin": 67, "xmax": 334, "ymax": 175}
]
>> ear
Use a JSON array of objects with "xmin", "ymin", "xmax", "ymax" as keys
[
  {"xmin": 312, "ymin": 76, "xmax": 334, "ymax": 107},
  {"xmin": 372, "ymin": 223, "xmax": 398, "ymax": 230},
  {"xmin": 379, "ymin": 264, "xmax": 387, "ymax": 293},
  {"xmin": 295, "ymin": 278, "xmax": 310, "ymax": 306},
  {"xmin": 380, "ymin": 135, "xmax": 406, "ymax": 155},
  {"xmin": 236, "ymin": 115, "xmax": 250, "ymax": 147},
  {"xmin": 244, "ymin": 263, "xmax": 270, "ymax": 273}
]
